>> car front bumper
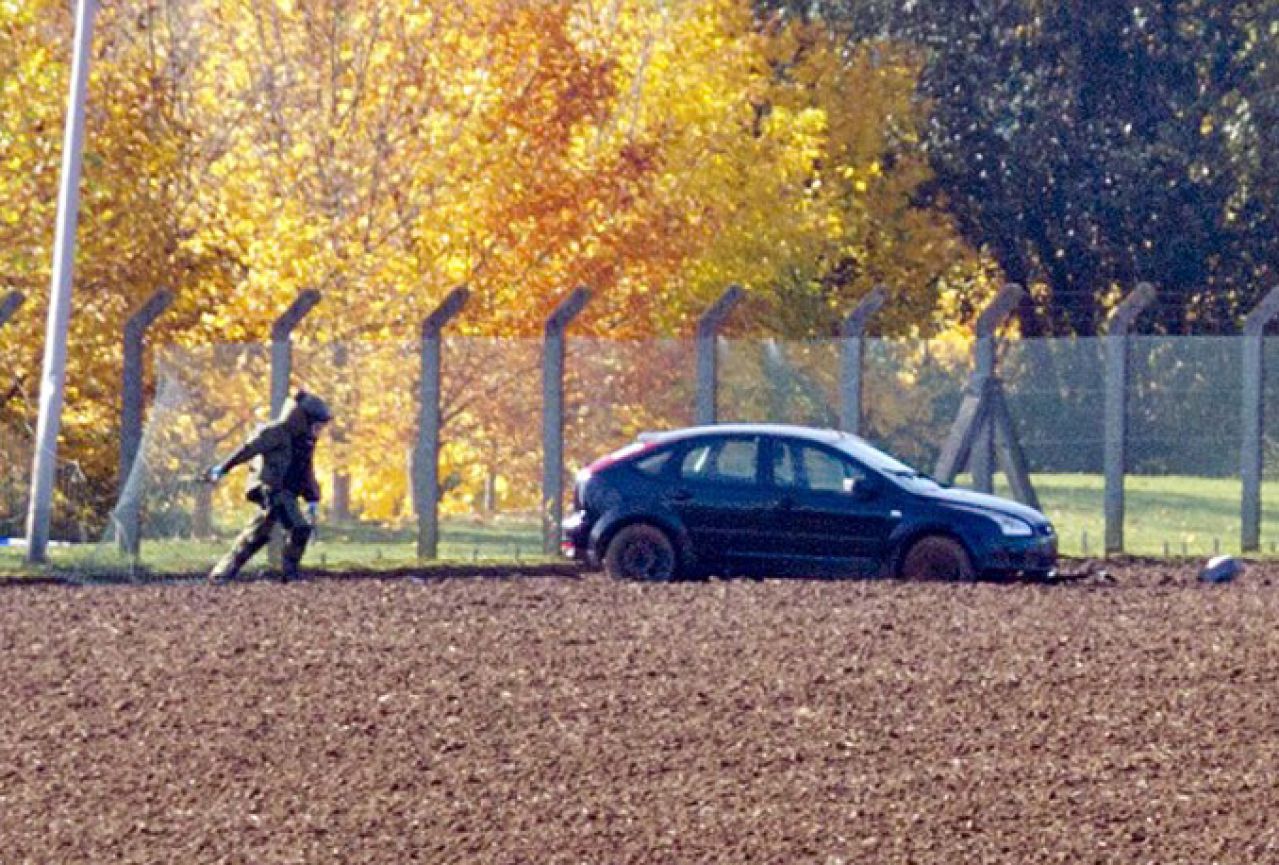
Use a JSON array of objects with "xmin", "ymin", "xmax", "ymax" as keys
[{"xmin": 982, "ymin": 533, "xmax": 1058, "ymax": 576}]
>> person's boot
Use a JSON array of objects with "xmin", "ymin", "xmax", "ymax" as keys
[
  {"xmin": 208, "ymin": 532, "xmax": 268, "ymax": 584},
  {"xmin": 280, "ymin": 525, "xmax": 312, "ymax": 583},
  {"xmin": 208, "ymin": 550, "xmax": 243, "ymax": 584}
]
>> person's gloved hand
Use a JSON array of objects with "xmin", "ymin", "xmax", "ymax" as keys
[
  {"xmin": 203, "ymin": 464, "xmax": 224, "ymax": 484},
  {"xmin": 306, "ymin": 502, "xmax": 318, "ymax": 524}
]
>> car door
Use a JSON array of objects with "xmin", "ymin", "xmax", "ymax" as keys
[
  {"xmin": 764, "ymin": 438, "xmax": 899, "ymax": 575},
  {"xmin": 664, "ymin": 434, "xmax": 773, "ymax": 565}
]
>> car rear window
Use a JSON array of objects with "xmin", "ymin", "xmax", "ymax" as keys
[
  {"xmin": 679, "ymin": 438, "xmax": 759, "ymax": 485},
  {"xmin": 632, "ymin": 449, "xmax": 673, "ymax": 477}
]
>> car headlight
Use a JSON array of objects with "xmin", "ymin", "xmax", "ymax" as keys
[{"xmin": 990, "ymin": 513, "xmax": 1034, "ymax": 537}]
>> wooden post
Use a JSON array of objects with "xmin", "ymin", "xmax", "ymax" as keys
[
  {"xmin": 542, "ymin": 287, "xmax": 590, "ymax": 555},
  {"xmin": 935, "ymin": 374, "xmax": 996, "ymax": 485},
  {"xmin": 839, "ymin": 286, "xmax": 887, "ymax": 435},
  {"xmin": 971, "ymin": 284, "xmax": 1024, "ymax": 492},
  {"xmin": 990, "ymin": 385, "xmax": 1041, "ymax": 511},
  {"xmin": 415, "ymin": 286, "xmax": 469, "ymax": 560},
  {"xmin": 934, "ymin": 372, "xmax": 1040, "ymax": 509},
  {"xmin": 1103, "ymin": 282, "xmax": 1156, "ymax": 555},
  {"xmin": 117, "ymin": 288, "xmax": 173, "ymax": 556},
  {"xmin": 1241, "ymin": 286, "xmax": 1279, "ymax": 552},
  {"xmin": 695, "ymin": 285, "xmax": 745, "ymax": 425}
]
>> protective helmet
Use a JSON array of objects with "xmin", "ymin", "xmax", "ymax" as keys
[{"xmin": 295, "ymin": 390, "xmax": 333, "ymax": 424}]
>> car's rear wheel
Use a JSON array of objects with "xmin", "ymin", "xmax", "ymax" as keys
[
  {"xmin": 604, "ymin": 523, "xmax": 679, "ymax": 582},
  {"xmin": 899, "ymin": 535, "xmax": 975, "ymax": 581}
]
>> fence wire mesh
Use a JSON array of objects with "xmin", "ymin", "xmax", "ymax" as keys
[{"xmin": 5, "ymin": 334, "xmax": 1279, "ymax": 572}]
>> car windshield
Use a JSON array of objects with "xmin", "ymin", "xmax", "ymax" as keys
[{"xmin": 831, "ymin": 435, "xmax": 944, "ymax": 491}]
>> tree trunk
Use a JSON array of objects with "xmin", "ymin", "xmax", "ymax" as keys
[{"xmin": 332, "ymin": 470, "xmax": 351, "ymax": 521}]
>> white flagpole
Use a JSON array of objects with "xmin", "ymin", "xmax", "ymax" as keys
[{"xmin": 25, "ymin": 0, "xmax": 98, "ymax": 563}]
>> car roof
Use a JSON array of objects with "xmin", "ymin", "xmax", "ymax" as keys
[
  {"xmin": 637, "ymin": 423, "xmax": 860, "ymax": 448},
  {"xmin": 633, "ymin": 422, "xmax": 921, "ymax": 477}
]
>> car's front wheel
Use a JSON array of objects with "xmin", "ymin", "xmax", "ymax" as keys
[
  {"xmin": 604, "ymin": 523, "xmax": 679, "ymax": 582},
  {"xmin": 899, "ymin": 535, "xmax": 975, "ymax": 581}
]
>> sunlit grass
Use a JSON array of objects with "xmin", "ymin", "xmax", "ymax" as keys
[
  {"xmin": 4, "ymin": 475, "xmax": 1277, "ymax": 578},
  {"xmin": 980, "ymin": 473, "xmax": 1279, "ymax": 557},
  {"xmin": 0, "ymin": 516, "xmax": 548, "ymax": 579}
]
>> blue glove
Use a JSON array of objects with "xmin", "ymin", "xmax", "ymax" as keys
[
  {"xmin": 306, "ymin": 502, "xmax": 318, "ymax": 524},
  {"xmin": 204, "ymin": 464, "xmax": 224, "ymax": 483}
]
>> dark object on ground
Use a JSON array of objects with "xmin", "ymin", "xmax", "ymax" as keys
[
  {"xmin": 564, "ymin": 423, "xmax": 1057, "ymax": 582},
  {"xmin": 1199, "ymin": 555, "xmax": 1243, "ymax": 584}
]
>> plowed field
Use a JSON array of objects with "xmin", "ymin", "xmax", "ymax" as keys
[{"xmin": 2, "ymin": 561, "xmax": 1277, "ymax": 864}]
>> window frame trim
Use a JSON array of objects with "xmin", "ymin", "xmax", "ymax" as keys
[{"xmin": 673, "ymin": 434, "xmax": 765, "ymax": 488}]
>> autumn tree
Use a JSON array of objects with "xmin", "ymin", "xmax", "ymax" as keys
[
  {"xmin": 0, "ymin": 0, "xmax": 230, "ymax": 534},
  {"xmin": 762, "ymin": 0, "xmax": 1279, "ymax": 335},
  {"xmin": 3, "ymin": 0, "xmax": 997, "ymax": 528}
]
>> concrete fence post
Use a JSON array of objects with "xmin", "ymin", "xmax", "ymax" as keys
[
  {"xmin": 268, "ymin": 290, "xmax": 320, "ymax": 565},
  {"xmin": 839, "ymin": 286, "xmax": 887, "ymax": 435},
  {"xmin": 270, "ymin": 290, "xmax": 321, "ymax": 417},
  {"xmin": 971, "ymin": 284, "xmax": 1025, "ymax": 492},
  {"xmin": 415, "ymin": 286, "xmax": 469, "ymax": 560},
  {"xmin": 1103, "ymin": 282, "xmax": 1156, "ymax": 555},
  {"xmin": 0, "ymin": 292, "xmax": 25, "ymax": 413},
  {"xmin": 0, "ymin": 290, "xmax": 25, "ymax": 405},
  {"xmin": 0, "ymin": 290, "xmax": 24, "ymax": 408},
  {"xmin": 0, "ymin": 291, "xmax": 23, "ymax": 331},
  {"xmin": 542, "ymin": 287, "xmax": 590, "ymax": 556},
  {"xmin": 1240, "ymin": 285, "xmax": 1279, "ymax": 552},
  {"xmin": 117, "ymin": 288, "xmax": 173, "ymax": 556},
  {"xmin": 695, "ymin": 285, "xmax": 745, "ymax": 426}
]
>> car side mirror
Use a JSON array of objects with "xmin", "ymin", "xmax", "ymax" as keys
[{"xmin": 843, "ymin": 477, "xmax": 878, "ymax": 499}]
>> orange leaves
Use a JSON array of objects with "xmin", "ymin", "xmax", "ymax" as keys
[
  {"xmin": 0, "ymin": 0, "xmax": 1003, "ymax": 525},
  {"xmin": 2, "ymin": 0, "xmax": 996, "ymax": 351}
]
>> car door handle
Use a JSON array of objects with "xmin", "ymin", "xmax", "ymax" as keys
[{"xmin": 666, "ymin": 489, "xmax": 693, "ymax": 503}]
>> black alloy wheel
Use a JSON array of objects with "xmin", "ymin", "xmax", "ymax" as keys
[{"xmin": 604, "ymin": 523, "xmax": 678, "ymax": 582}]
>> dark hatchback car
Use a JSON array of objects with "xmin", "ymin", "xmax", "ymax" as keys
[{"xmin": 562, "ymin": 424, "xmax": 1057, "ymax": 581}]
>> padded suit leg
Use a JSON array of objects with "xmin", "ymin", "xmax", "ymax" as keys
[{"xmin": 208, "ymin": 506, "xmax": 276, "ymax": 582}]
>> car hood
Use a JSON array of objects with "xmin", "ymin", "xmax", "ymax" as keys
[{"xmin": 917, "ymin": 486, "xmax": 1049, "ymax": 526}]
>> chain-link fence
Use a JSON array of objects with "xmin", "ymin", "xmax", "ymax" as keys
[{"xmin": 3, "ymin": 333, "xmax": 1279, "ymax": 571}]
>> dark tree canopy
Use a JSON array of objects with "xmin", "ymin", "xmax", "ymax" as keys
[{"xmin": 757, "ymin": 0, "xmax": 1279, "ymax": 334}]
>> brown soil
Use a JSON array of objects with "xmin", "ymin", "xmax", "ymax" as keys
[{"xmin": 1, "ymin": 561, "xmax": 1277, "ymax": 864}]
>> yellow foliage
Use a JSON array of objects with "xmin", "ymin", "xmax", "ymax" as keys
[{"xmin": 0, "ymin": 0, "xmax": 1002, "ymax": 529}]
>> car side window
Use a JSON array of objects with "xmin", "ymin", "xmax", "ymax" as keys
[
  {"xmin": 774, "ymin": 442, "xmax": 866, "ymax": 493},
  {"xmin": 679, "ymin": 438, "xmax": 760, "ymax": 486},
  {"xmin": 772, "ymin": 441, "xmax": 799, "ymax": 487},
  {"xmin": 804, "ymin": 447, "xmax": 860, "ymax": 492}
]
